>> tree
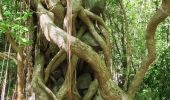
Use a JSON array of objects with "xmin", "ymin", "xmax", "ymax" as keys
[{"xmin": 0, "ymin": 0, "xmax": 170, "ymax": 100}]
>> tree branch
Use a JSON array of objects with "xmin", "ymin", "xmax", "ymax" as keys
[
  {"xmin": 0, "ymin": 52, "xmax": 17, "ymax": 63},
  {"xmin": 32, "ymin": 46, "xmax": 57, "ymax": 100},
  {"xmin": 44, "ymin": 49, "xmax": 66, "ymax": 83},
  {"xmin": 78, "ymin": 9, "xmax": 112, "ymax": 70},
  {"xmin": 0, "ymin": 7, "xmax": 3, "ymax": 20},
  {"xmin": 128, "ymin": 1, "xmax": 170, "ymax": 98},
  {"xmin": 5, "ymin": 33, "xmax": 23, "ymax": 56},
  {"xmin": 84, "ymin": 9, "xmax": 108, "ymax": 30},
  {"xmin": 83, "ymin": 79, "xmax": 98, "ymax": 100}
]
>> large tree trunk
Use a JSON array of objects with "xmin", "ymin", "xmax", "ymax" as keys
[
  {"xmin": 29, "ymin": 0, "xmax": 127, "ymax": 99},
  {"xmin": 24, "ymin": 0, "xmax": 170, "ymax": 100}
]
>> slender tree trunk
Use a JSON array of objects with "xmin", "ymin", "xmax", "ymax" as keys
[{"xmin": 17, "ymin": 53, "xmax": 25, "ymax": 100}]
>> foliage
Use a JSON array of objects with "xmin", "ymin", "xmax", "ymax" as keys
[
  {"xmin": 136, "ymin": 46, "xmax": 170, "ymax": 100},
  {"xmin": 0, "ymin": 0, "xmax": 32, "ymax": 46}
]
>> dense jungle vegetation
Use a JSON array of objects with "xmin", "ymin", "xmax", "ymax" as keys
[{"xmin": 0, "ymin": 0, "xmax": 170, "ymax": 100}]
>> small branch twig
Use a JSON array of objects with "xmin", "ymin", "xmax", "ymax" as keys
[
  {"xmin": 0, "ymin": 52, "xmax": 17, "ymax": 63},
  {"xmin": 84, "ymin": 9, "xmax": 108, "ymax": 30}
]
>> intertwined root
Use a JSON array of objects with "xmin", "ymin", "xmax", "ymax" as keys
[{"xmin": 31, "ymin": 0, "xmax": 112, "ymax": 99}]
